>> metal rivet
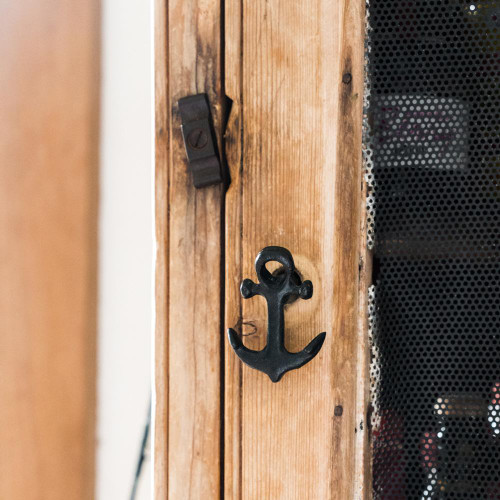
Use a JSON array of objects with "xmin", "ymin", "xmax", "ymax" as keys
[
  {"xmin": 342, "ymin": 73, "xmax": 352, "ymax": 84},
  {"xmin": 334, "ymin": 405, "xmax": 343, "ymax": 417}
]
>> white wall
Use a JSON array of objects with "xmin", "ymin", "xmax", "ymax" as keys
[{"xmin": 97, "ymin": 0, "xmax": 152, "ymax": 498}]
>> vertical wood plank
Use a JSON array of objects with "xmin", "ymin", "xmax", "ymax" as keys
[
  {"xmin": 154, "ymin": 0, "xmax": 170, "ymax": 497},
  {"xmin": 224, "ymin": 0, "xmax": 243, "ymax": 497},
  {"xmin": 354, "ymin": 180, "xmax": 373, "ymax": 500},
  {"xmin": 0, "ymin": 1, "xmax": 99, "ymax": 499},
  {"xmin": 154, "ymin": 0, "xmax": 224, "ymax": 498},
  {"xmin": 224, "ymin": 0, "xmax": 367, "ymax": 498},
  {"xmin": 334, "ymin": 1, "xmax": 369, "ymax": 498}
]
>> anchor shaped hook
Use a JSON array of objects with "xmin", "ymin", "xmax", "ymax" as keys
[{"xmin": 227, "ymin": 246, "xmax": 326, "ymax": 382}]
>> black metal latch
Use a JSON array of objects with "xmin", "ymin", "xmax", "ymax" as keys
[
  {"xmin": 228, "ymin": 246, "xmax": 326, "ymax": 382},
  {"xmin": 178, "ymin": 94, "xmax": 223, "ymax": 188}
]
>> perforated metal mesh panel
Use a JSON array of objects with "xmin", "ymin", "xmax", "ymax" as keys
[{"xmin": 364, "ymin": 1, "xmax": 500, "ymax": 497}]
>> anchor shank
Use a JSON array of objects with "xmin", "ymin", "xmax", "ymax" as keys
[{"xmin": 265, "ymin": 294, "xmax": 286, "ymax": 353}]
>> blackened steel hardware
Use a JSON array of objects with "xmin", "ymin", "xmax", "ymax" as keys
[
  {"xmin": 178, "ymin": 94, "xmax": 223, "ymax": 188},
  {"xmin": 227, "ymin": 246, "xmax": 326, "ymax": 382},
  {"xmin": 342, "ymin": 72, "xmax": 352, "ymax": 84}
]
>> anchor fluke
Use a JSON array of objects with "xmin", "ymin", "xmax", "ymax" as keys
[{"xmin": 303, "ymin": 331, "xmax": 326, "ymax": 355}]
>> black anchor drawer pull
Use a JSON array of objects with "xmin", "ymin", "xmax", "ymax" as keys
[{"xmin": 227, "ymin": 246, "xmax": 326, "ymax": 382}]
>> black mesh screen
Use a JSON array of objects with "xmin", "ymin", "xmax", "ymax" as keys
[{"xmin": 365, "ymin": 1, "xmax": 500, "ymax": 498}]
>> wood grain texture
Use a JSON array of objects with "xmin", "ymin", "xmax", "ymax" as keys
[
  {"xmin": 224, "ymin": 0, "xmax": 367, "ymax": 498},
  {"xmin": 154, "ymin": 0, "xmax": 169, "ymax": 498},
  {"xmin": 336, "ymin": 2, "xmax": 370, "ymax": 499},
  {"xmin": 354, "ymin": 181, "xmax": 373, "ymax": 500},
  {"xmin": 0, "ymin": 1, "xmax": 99, "ymax": 499},
  {"xmin": 224, "ymin": 0, "xmax": 243, "ymax": 497},
  {"xmin": 154, "ymin": 0, "xmax": 224, "ymax": 498}
]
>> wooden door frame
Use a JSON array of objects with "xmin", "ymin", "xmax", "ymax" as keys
[
  {"xmin": 154, "ymin": 0, "xmax": 370, "ymax": 497},
  {"xmin": 154, "ymin": 0, "xmax": 225, "ymax": 497}
]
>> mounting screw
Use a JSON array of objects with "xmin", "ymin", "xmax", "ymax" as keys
[
  {"xmin": 187, "ymin": 128, "xmax": 208, "ymax": 150},
  {"xmin": 342, "ymin": 73, "xmax": 352, "ymax": 85},
  {"xmin": 334, "ymin": 405, "xmax": 343, "ymax": 417}
]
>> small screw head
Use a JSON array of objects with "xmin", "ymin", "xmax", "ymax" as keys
[
  {"xmin": 334, "ymin": 405, "xmax": 343, "ymax": 417},
  {"xmin": 342, "ymin": 73, "xmax": 352, "ymax": 84},
  {"xmin": 187, "ymin": 128, "xmax": 209, "ymax": 150}
]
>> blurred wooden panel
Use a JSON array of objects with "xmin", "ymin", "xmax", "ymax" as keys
[{"xmin": 0, "ymin": 1, "xmax": 99, "ymax": 499}]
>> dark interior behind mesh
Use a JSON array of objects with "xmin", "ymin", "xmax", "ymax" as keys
[{"xmin": 365, "ymin": 1, "xmax": 500, "ymax": 498}]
